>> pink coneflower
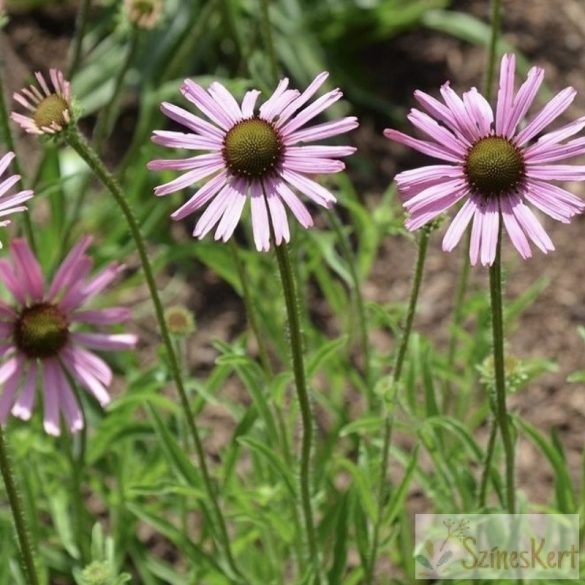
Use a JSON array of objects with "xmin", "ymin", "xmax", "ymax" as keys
[
  {"xmin": 148, "ymin": 72, "xmax": 358, "ymax": 251},
  {"xmin": 0, "ymin": 152, "xmax": 33, "ymax": 240},
  {"xmin": 11, "ymin": 69, "xmax": 72, "ymax": 135},
  {"xmin": 385, "ymin": 53, "xmax": 585, "ymax": 266},
  {"xmin": 0, "ymin": 238, "xmax": 137, "ymax": 435}
]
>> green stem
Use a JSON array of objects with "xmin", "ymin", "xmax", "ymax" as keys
[
  {"xmin": 0, "ymin": 427, "xmax": 40, "ymax": 585},
  {"xmin": 325, "ymin": 209, "xmax": 372, "ymax": 405},
  {"xmin": 488, "ymin": 232, "xmax": 515, "ymax": 513},
  {"xmin": 259, "ymin": 0, "xmax": 279, "ymax": 86},
  {"xmin": 273, "ymin": 240, "xmax": 323, "ymax": 585},
  {"xmin": 68, "ymin": 0, "xmax": 92, "ymax": 77},
  {"xmin": 366, "ymin": 228, "xmax": 429, "ymax": 584},
  {"xmin": 64, "ymin": 127, "xmax": 246, "ymax": 583},
  {"xmin": 0, "ymin": 51, "xmax": 37, "ymax": 253}
]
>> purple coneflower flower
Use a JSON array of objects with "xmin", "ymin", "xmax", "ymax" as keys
[
  {"xmin": 0, "ymin": 152, "xmax": 33, "ymax": 240},
  {"xmin": 11, "ymin": 69, "xmax": 72, "ymax": 135},
  {"xmin": 385, "ymin": 53, "xmax": 585, "ymax": 266},
  {"xmin": 0, "ymin": 238, "xmax": 137, "ymax": 435},
  {"xmin": 148, "ymin": 72, "xmax": 358, "ymax": 251}
]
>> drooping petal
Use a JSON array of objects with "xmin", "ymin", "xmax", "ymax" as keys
[
  {"xmin": 250, "ymin": 182, "xmax": 270, "ymax": 252},
  {"xmin": 442, "ymin": 197, "xmax": 477, "ymax": 252}
]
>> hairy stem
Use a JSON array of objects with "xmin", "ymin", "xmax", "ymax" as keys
[
  {"xmin": 0, "ymin": 427, "xmax": 40, "ymax": 585},
  {"xmin": 366, "ymin": 228, "xmax": 429, "ymax": 584},
  {"xmin": 273, "ymin": 239, "xmax": 323, "ymax": 585},
  {"xmin": 65, "ymin": 127, "xmax": 246, "ymax": 582},
  {"xmin": 489, "ymin": 232, "xmax": 515, "ymax": 513}
]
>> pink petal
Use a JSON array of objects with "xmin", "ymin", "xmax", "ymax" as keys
[
  {"xmin": 208, "ymin": 82, "xmax": 243, "ymax": 124},
  {"xmin": 40, "ymin": 360, "xmax": 61, "ymax": 435},
  {"xmin": 159, "ymin": 101, "xmax": 224, "ymax": 139},
  {"xmin": 250, "ymin": 182, "xmax": 270, "ymax": 252},
  {"xmin": 11, "ymin": 363, "xmax": 37, "ymax": 421},
  {"xmin": 193, "ymin": 182, "xmax": 238, "ymax": 239},
  {"xmin": 62, "ymin": 345, "xmax": 112, "ymax": 386},
  {"xmin": 275, "ymin": 180, "xmax": 314, "ymax": 228},
  {"xmin": 282, "ymin": 158, "xmax": 345, "ymax": 174},
  {"xmin": 526, "ymin": 164, "xmax": 585, "ymax": 181},
  {"xmin": 280, "ymin": 169, "xmax": 336, "ymax": 207},
  {"xmin": 0, "ymin": 259, "xmax": 27, "ymax": 304},
  {"xmin": 280, "ymin": 89, "xmax": 343, "ymax": 136},
  {"xmin": 505, "ymin": 65, "xmax": 544, "ymax": 137},
  {"xmin": 406, "ymin": 110, "xmax": 467, "ymax": 158},
  {"xmin": 501, "ymin": 194, "xmax": 532, "ymax": 259},
  {"xmin": 153, "ymin": 163, "xmax": 224, "ymax": 196},
  {"xmin": 72, "ymin": 332, "xmax": 138, "ymax": 351},
  {"xmin": 480, "ymin": 198, "xmax": 499, "ymax": 266},
  {"xmin": 11, "ymin": 239, "xmax": 44, "ymax": 301},
  {"xmin": 439, "ymin": 82, "xmax": 476, "ymax": 143},
  {"xmin": 241, "ymin": 90, "xmax": 261, "ymax": 118},
  {"xmin": 384, "ymin": 129, "xmax": 463, "ymax": 163},
  {"xmin": 214, "ymin": 179, "xmax": 247, "ymax": 242},
  {"xmin": 181, "ymin": 79, "xmax": 234, "ymax": 130},
  {"xmin": 442, "ymin": 198, "xmax": 477, "ymax": 252},
  {"xmin": 0, "ymin": 359, "xmax": 23, "ymax": 425},
  {"xmin": 0, "ymin": 152, "xmax": 16, "ymax": 177},
  {"xmin": 509, "ymin": 198, "xmax": 554, "ymax": 253},
  {"xmin": 516, "ymin": 87, "xmax": 577, "ymax": 146},
  {"xmin": 264, "ymin": 185, "xmax": 290, "ymax": 246},
  {"xmin": 171, "ymin": 170, "xmax": 228, "ymax": 221},
  {"xmin": 49, "ymin": 236, "xmax": 93, "ymax": 299},
  {"xmin": 462, "ymin": 88, "xmax": 493, "ymax": 136},
  {"xmin": 495, "ymin": 53, "xmax": 516, "ymax": 137},
  {"xmin": 276, "ymin": 72, "xmax": 329, "ymax": 127},
  {"xmin": 152, "ymin": 130, "xmax": 223, "ymax": 151},
  {"xmin": 71, "ymin": 307, "xmax": 131, "ymax": 325},
  {"xmin": 62, "ymin": 349, "xmax": 111, "ymax": 407},
  {"xmin": 147, "ymin": 152, "xmax": 223, "ymax": 172},
  {"xmin": 286, "ymin": 117, "xmax": 358, "ymax": 144}
]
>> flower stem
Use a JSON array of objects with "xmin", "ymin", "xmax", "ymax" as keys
[
  {"xmin": 488, "ymin": 231, "xmax": 516, "ymax": 513},
  {"xmin": 366, "ymin": 227, "xmax": 429, "ymax": 584},
  {"xmin": 0, "ymin": 54, "xmax": 37, "ymax": 253},
  {"xmin": 273, "ymin": 239, "xmax": 323, "ymax": 585},
  {"xmin": 65, "ymin": 127, "xmax": 246, "ymax": 583},
  {"xmin": 0, "ymin": 427, "xmax": 40, "ymax": 585}
]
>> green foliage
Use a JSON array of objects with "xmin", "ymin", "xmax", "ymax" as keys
[{"xmin": 0, "ymin": 0, "xmax": 579, "ymax": 583}]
